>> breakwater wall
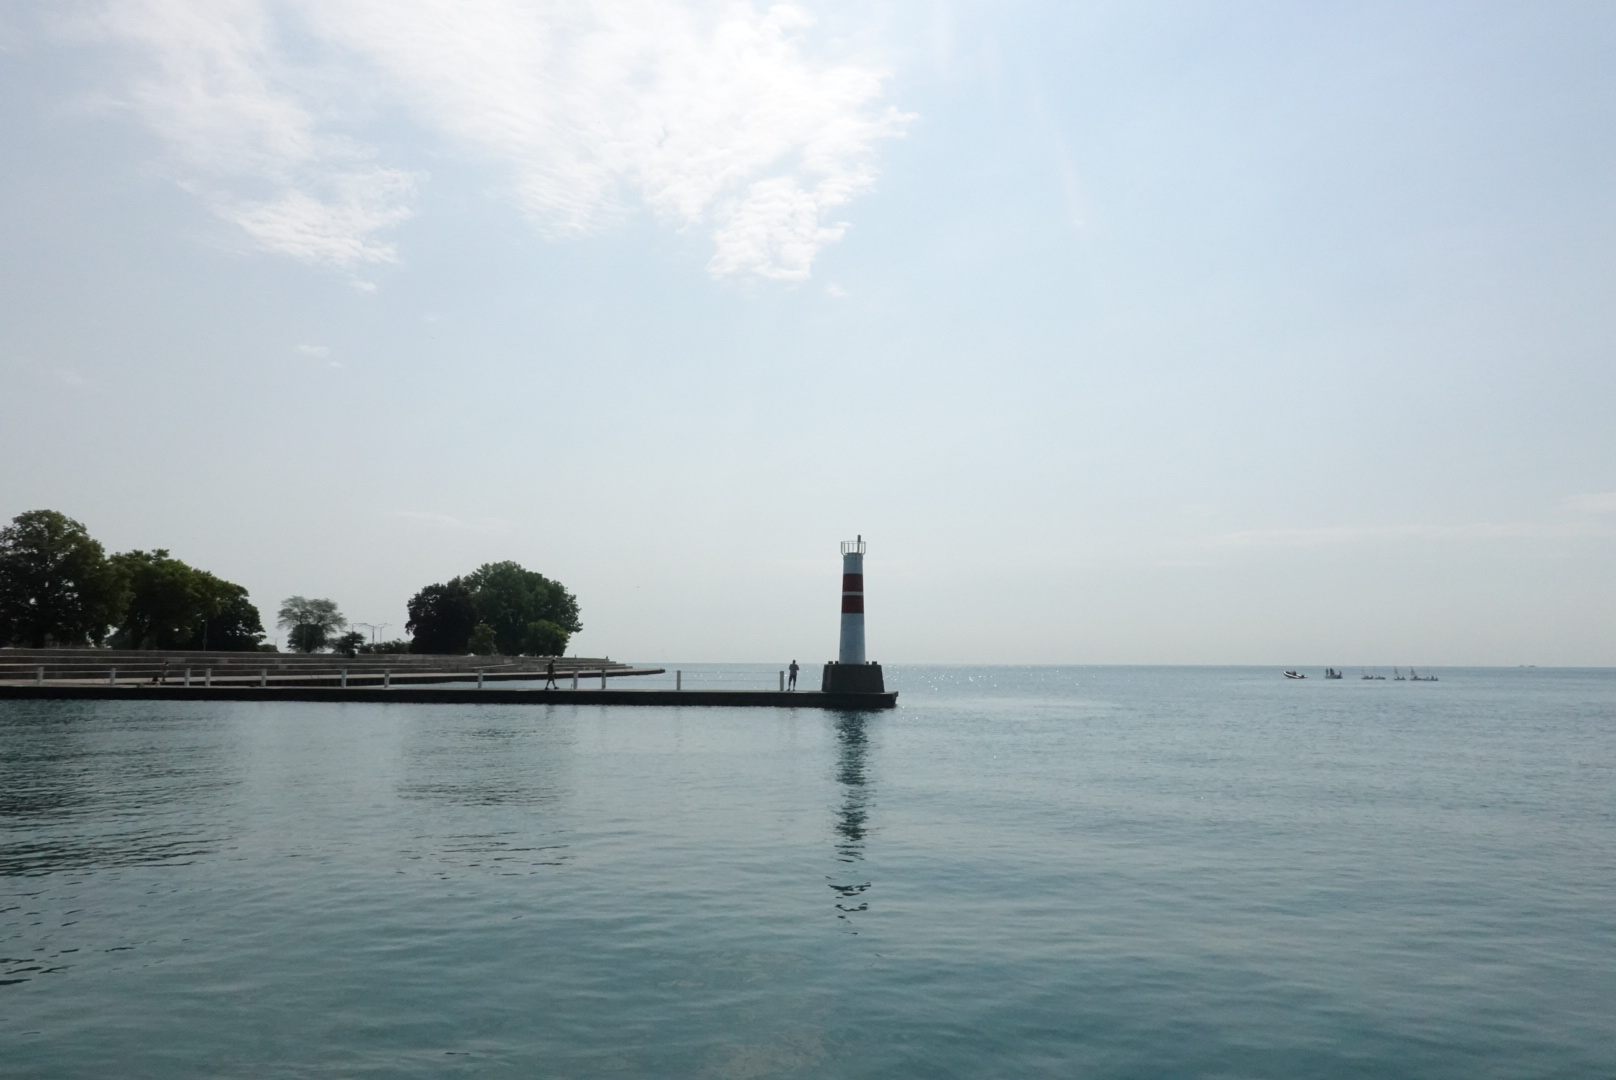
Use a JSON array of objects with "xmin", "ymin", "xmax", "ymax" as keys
[{"xmin": 0, "ymin": 684, "xmax": 898, "ymax": 710}]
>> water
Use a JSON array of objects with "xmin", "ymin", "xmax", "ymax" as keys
[{"xmin": 2, "ymin": 666, "xmax": 1613, "ymax": 1078}]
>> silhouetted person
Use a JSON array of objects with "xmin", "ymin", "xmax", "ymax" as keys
[
  {"xmin": 788, "ymin": 660, "xmax": 799, "ymax": 691},
  {"xmin": 545, "ymin": 659, "xmax": 558, "ymax": 689}
]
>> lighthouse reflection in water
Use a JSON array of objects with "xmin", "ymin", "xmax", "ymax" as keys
[{"xmin": 829, "ymin": 711, "xmax": 873, "ymax": 924}]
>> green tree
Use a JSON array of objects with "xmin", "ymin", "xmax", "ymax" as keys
[
  {"xmin": 522, "ymin": 619, "xmax": 570, "ymax": 657},
  {"xmin": 463, "ymin": 561, "xmax": 581, "ymax": 656},
  {"xmin": 467, "ymin": 622, "xmax": 499, "ymax": 656},
  {"xmin": 331, "ymin": 630, "xmax": 367, "ymax": 657},
  {"xmin": 405, "ymin": 579, "xmax": 479, "ymax": 654},
  {"xmin": 0, "ymin": 510, "xmax": 127, "ymax": 647},
  {"xmin": 111, "ymin": 550, "xmax": 240, "ymax": 649},
  {"xmin": 182, "ymin": 584, "xmax": 266, "ymax": 651},
  {"xmin": 109, "ymin": 550, "xmax": 262, "ymax": 651},
  {"xmin": 277, "ymin": 596, "xmax": 345, "ymax": 653}
]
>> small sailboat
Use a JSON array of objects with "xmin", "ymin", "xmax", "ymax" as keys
[
  {"xmin": 1393, "ymin": 668, "xmax": 1407, "ymax": 681},
  {"xmin": 1410, "ymin": 669, "xmax": 1439, "ymax": 682},
  {"xmin": 1324, "ymin": 668, "xmax": 1343, "ymax": 679}
]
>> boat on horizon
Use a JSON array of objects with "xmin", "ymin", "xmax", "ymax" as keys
[
  {"xmin": 1283, "ymin": 670, "xmax": 1306, "ymax": 679},
  {"xmin": 1325, "ymin": 668, "xmax": 1343, "ymax": 679}
]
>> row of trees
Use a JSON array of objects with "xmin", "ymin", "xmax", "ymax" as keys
[
  {"xmin": 275, "ymin": 560, "xmax": 581, "ymax": 656},
  {"xmin": 267, "ymin": 564, "xmax": 583, "ymax": 656},
  {"xmin": 0, "ymin": 510, "xmax": 265, "ymax": 650},
  {"xmin": 0, "ymin": 511, "xmax": 582, "ymax": 657}
]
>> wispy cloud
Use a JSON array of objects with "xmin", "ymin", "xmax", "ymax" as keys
[
  {"xmin": 73, "ymin": 0, "xmax": 907, "ymax": 280},
  {"xmin": 80, "ymin": 0, "xmax": 417, "ymax": 269},
  {"xmin": 1561, "ymin": 492, "xmax": 1616, "ymax": 515},
  {"xmin": 1209, "ymin": 520, "xmax": 1614, "ymax": 549}
]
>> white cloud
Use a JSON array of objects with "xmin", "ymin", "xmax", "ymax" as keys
[
  {"xmin": 80, "ymin": 0, "xmax": 417, "ymax": 268},
  {"xmin": 77, "ymin": 0, "xmax": 907, "ymax": 279},
  {"xmin": 226, "ymin": 170, "xmax": 416, "ymax": 266}
]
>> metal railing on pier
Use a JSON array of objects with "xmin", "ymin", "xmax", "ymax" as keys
[{"xmin": 630, "ymin": 666, "xmax": 798, "ymax": 692}]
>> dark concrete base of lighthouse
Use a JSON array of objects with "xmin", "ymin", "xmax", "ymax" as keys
[{"xmin": 821, "ymin": 661, "xmax": 886, "ymax": 694}]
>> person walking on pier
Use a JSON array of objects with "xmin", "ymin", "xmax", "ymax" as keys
[
  {"xmin": 544, "ymin": 659, "xmax": 558, "ymax": 689},
  {"xmin": 788, "ymin": 660, "xmax": 799, "ymax": 691}
]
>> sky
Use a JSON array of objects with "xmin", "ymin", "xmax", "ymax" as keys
[{"xmin": 1, "ymin": 0, "xmax": 1613, "ymax": 665}]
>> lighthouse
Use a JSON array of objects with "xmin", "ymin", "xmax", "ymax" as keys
[
  {"xmin": 822, "ymin": 536, "xmax": 885, "ymax": 694},
  {"xmin": 839, "ymin": 536, "xmax": 866, "ymax": 664}
]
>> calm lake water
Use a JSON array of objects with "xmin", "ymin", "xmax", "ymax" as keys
[{"xmin": 2, "ymin": 666, "xmax": 1613, "ymax": 1078}]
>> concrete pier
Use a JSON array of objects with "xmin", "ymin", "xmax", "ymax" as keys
[{"xmin": 0, "ymin": 684, "xmax": 898, "ymax": 710}]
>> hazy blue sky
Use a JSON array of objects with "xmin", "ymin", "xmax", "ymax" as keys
[{"xmin": 2, "ymin": 1, "xmax": 1613, "ymax": 664}]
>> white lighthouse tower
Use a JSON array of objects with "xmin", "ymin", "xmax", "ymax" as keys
[
  {"xmin": 839, "ymin": 536, "xmax": 866, "ymax": 664},
  {"xmin": 823, "ymin": 535, "xmax": 885, "ymax": 694}
]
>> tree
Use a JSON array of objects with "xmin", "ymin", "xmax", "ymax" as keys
[
  {"xmin": 110, "ymin": 550, "xmax": 218, "ymax": 649},
  {"xmin": 463, "ymin": 561, "xmax": 581, "ymax": 656},
  {"xmin": 467, "ymin": 622, "xmax": 498, "ymax": 656},
  {"xmin": 106, "ymin": 549, "xmax": 263, "ymax": 651},
  {"xmin": 405, "ymin": 579, "xmax": 478, "ymax": 654},
  {"xmin": 0, "ymin": 510, "xmax": 127, "ymax": 647},
  {"xmin": 331, "ymin": 630, "xmax": 366, "ymax": 657},
  {"xmin": 277, "ymin": 596, "xmax": 345, "ymax": 653},
  {"xmin": 182, "ymin": 584, "xmax": 266, "ymax": 651},
  {"xmin": 110, "ymin": 550, "xmax": 193, "ymax": 648},
  {"xmin": 523, "ymin": 619, "xmax": 569, "ymax": 657}
]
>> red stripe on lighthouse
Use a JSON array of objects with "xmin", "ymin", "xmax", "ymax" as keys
[
  {"xmin": 842, "ymin": 573, "xmax": 863, "ymax": 592},
  {"xmin": 841, "ymin": 595, "xmax": 864, "ymax": 614}
]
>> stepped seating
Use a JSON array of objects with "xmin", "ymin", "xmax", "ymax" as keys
[{"xmin": 0, "ymin": 648, "xmax": 638, "ymax": 687}]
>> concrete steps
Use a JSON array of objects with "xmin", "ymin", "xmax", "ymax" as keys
[{"xmin": 0, "ymin": 648, "xmax": 640, "ymax": 686}]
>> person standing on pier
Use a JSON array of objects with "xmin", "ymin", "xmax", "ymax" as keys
[
  {"xmin": 788, "ymin": 660, "xmax": 799, "ymax": 691},
  {"xmin": 545, "ymin": 659, "xmax": 558, "ymax": 689}
]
